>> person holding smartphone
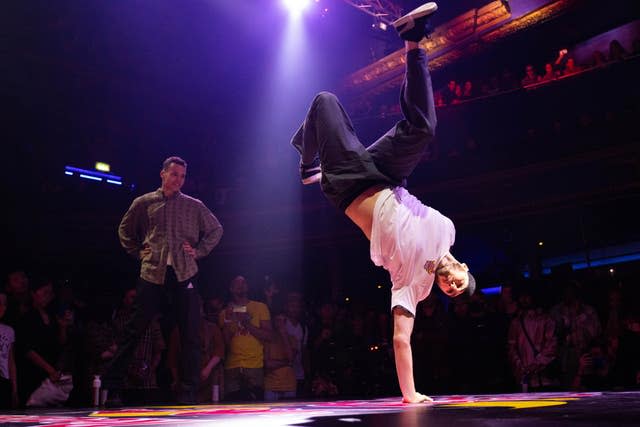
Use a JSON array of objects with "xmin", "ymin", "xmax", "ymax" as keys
[{"xmin": 219, "ymin": 276, "xmax": 271, "ymax": 401}]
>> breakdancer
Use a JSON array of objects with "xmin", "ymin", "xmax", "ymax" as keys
[{"xmin": 291, "ymin": 2, "xmax": 476, "ymax": 403}]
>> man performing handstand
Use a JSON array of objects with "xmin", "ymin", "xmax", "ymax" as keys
[{"xmin": 291, "ymin": 2, "xmax": 475, "ymax": 403}]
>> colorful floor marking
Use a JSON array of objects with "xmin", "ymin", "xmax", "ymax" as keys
[{"xmin": 0, "ymin": 392, "xmax": 602, "ymax": 426}]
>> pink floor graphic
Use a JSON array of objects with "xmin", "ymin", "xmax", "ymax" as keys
[{"xmin": 1, "ymin": 391, "xmax": 638, "ymax": 427}]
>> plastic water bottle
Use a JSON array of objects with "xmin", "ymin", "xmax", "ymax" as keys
[
  {"xmin": 92, "ymin": 375, "xmax": 102, "ymax": 406},
  {"xmin": 212, "ymin": 384, "xmax": 220, "ymax": 403}
]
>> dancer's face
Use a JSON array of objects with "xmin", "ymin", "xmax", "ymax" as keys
[
  {"xmin": 435, "ymin": 253, "xmax": 469, "ymax": 297},
  {"xmin": 160, "ymin": 162, "xmax": 186, "ymax": 196}
]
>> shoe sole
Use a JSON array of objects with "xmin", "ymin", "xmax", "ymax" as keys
[
  {"xmin": 393, "ymin": 2, "xmax": 438, "ymax": 31},
  {"xmin": 302, "ymin": 172, "xmax": 322, "ymax": 185}
]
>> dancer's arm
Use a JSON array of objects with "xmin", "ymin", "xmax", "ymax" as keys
[{"xmin": 393, "ymin": 306, "xmax": 432, "ymax": 403}]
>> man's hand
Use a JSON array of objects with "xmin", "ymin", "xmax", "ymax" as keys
[
  {"xmin": 139, "ymin": 245, "xmax": 151, "ymax": 260},
  {"xmin": 183, "ymin": 241, "xmax": 196, "ymax": 257}
]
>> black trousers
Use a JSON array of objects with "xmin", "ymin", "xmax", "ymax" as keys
[
  {"xmin": 103, "ymin": 268, "xmax": 201, "ymax": 398},
  {"xmin": 291, "ymin": 48, "xmax": 437, "ymax": 210}
]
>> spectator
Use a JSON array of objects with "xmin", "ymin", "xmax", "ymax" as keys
[
  {"xmin": 203, "ymin": 293, "xmax": 225, "ymax": 324},
  {"xmin": 608, "ymin": 39, "xmax": 628, "ymax": 62},
  {"xmin": 551, "ymin": 281, "xmax": 602, "ymax": 388},
  {"xmin": 562, "ymin": 57, "xmax": 582, "ymax": 76},
  {"xmin": 603, "ymin": 287, "xmax": 624, "ymax": 341},
  {"xmin": 309, "ymin": 301, "xmax": 341, "ymax": 396},
  {"xmin": 18, "ymin": 278, "xmax": 75, "ymax": 407},
  {"xmin": 442, "ymin": 80, "xmax": 458, "ymax": 105},
  {"xmin": 571, "ymin": 337, "xmax": 611, "ymax": 390},
  {"xmin": 284, "ymin": 292, "xmax": 309, "ymax": 398},
  {"xmin": 461, "ymin": 80, "xmax": 473, "ymax": 100},
  {"xmin": 448, "ymin": 294, "xmax": 475, "ymax": 393},
  {"xmin": 451, "ymin": 84, "xmax": 463, "ymax": 105},
  {"xmin": 539, "ymin": 63, "xmax": 557, "ymax": 82},
  {"xmin": 4, "ymin": 270, "xmax": 31, "ymax": 327},
  {"xmin": 412, "ymin": 294, "xmax": 450, "ymax": 393},
  {"xmin": 219, "ymin": 276, "xmax": 271, "ymax": 401},
  {"xmin": 261, "ymin": 275, "xmax": 282, "ymax": 314},
  {"xmin": 0, "ymin": 292, "xmax": 18, "ymax": 408},
  {"xmin": 338, "ymin": 313, "xmax": 372, "ymax": 397},
  {"xmin": 263, "ymin": 309, "xmax": 297, "ymax": 401},
  {"xmin": 496, "ymin": 283, "xmax": 519, "ymax": 319},
  {"xmin": 612, "ymin": 307, "xmax": 640, "ymax": 389},
  {"xmin": 112, "ymin": 289, "xmax": 165, "ymax": 404},
  {"xmin": 82, "ymin": 300, "xmax": 117, "ymax": 405},
  {"xmin": 507, "ymin": 285, "xmax": 559, "ymax": 391},
  {"xmin": 521, "ymin": 64, "xmax": 540, "ymax": 86},
  {"xmin": 168, "ymin": 300, "xmax": 224, "ymax": 404}
]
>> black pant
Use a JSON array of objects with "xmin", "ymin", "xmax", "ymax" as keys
[
  {"xmin": 291, "ymin": 48, "xmax": 437, "ymax": 210},
  {"xmin": 103, "ymin": 268, "xmax": 201, "ymax": 398}
]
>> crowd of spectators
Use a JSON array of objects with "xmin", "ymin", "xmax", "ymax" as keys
[
  {"xmin": 353, "ymin": 38, "xmax": 638, "ymax": 120},
  {"xmin": 1, "ymin": 264, "xmax": 639, "ymax": 409},
  {"xmin": 436, "ymin": 39, "xmax": 638, "ymax": 107}
]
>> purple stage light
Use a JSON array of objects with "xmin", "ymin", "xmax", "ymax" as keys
[{"xmin": 282, "ymin": 0, "xmax": 311, "ymax": 16}]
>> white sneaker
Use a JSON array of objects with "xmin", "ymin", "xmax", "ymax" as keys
[{"xmin": 393, "ymin": 2, "xmax": 438, "ymax": 42}]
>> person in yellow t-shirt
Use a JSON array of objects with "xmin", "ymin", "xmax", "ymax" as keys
[
  {"xmin": 219, "ymin": 276, "xmax": 271, "ymax": 401},
  {"xmin": 264, "ymin": 310, "xmax": 297, "ymax": 401}
]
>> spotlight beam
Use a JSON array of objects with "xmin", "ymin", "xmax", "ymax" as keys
[{"xmin": 282, "ymin": 0, "xmax": 312, "ymax": 16}]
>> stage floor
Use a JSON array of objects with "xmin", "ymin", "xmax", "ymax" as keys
[{"xmin": 1, "ymin": 391, "xmax": 639, "ymax": 426}]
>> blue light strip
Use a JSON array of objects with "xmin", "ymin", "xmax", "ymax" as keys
[
  {"xmin": 79, "ymin": 174, "xmax": 102, "ymax": 182},
  {"xmin": 480, "ymin": 286, "xmax": 502, "ymax": 296},
  {"xmin": 106, "ymin": 179, "xmax": 122, "ymax": 186},
  {"xmin": 65, "ymin": 166, "xmax": 121, "ymax": 181},
  {"xmin": 65, "ymin": 171, "xmax": 73, "ymax": 176},
  {"xmin": 572, "ymin": 253, "xmax": 640, "ymax": 270}
]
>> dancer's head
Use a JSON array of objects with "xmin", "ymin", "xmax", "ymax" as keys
[
  {"xmin": 435, "ymin": 252, "xmax": 475, "ymax": 297},
  {"xmin": 160, "ymin": 156, "xmax": 187, "ymax": 196}
]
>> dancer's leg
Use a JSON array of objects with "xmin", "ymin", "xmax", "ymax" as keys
[
  {"xmin": 367, "ymin": 43, "xmax": 437, "ymax": 183},
  {"xmin": 291, "ymin": 92, "xmax": 395, "ymax": 210}
]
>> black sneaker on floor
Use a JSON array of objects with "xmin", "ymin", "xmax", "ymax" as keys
[
  {"xmin": 300, "ymin": 159, "xmax": 322, "ymax": 185},
  {"xmin": 393, "ymin": 2, "xmax": 438, "ymax": 42}
]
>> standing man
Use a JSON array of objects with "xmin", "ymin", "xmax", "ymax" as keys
[
  {"xmin": 291, "ymin": 3, "xmax": 475, "ymax": 403},
  {"xmin": 105, "ymin": 156, "xmax": 223, "ymax": 405}
]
